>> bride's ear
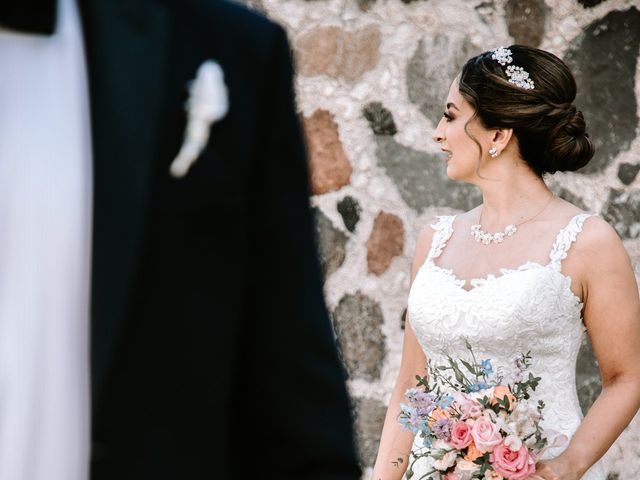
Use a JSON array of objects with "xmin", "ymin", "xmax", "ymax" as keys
[{"xmin": 492, "ymin": 128, "xmax": 513, "ymax": 153}]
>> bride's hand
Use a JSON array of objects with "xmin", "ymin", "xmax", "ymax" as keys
[{"xmin": 530, "ymin": 457, "xmax": 581, "ymax": 480}]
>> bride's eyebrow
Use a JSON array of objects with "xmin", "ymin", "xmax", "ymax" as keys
[{"xmin": 446, "ymin": 102, "xmax": 459, "ymax": 111}]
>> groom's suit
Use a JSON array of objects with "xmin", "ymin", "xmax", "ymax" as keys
[{"xmin": 47, "ymin": 0, "xmax": 360, "ymax": 478}]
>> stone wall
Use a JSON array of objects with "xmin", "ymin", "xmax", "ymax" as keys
[{"xmin": 241, "ymin": 0, "xmax": 640, "ymax": 478}]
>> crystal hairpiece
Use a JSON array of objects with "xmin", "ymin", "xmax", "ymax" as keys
[{"xmin": 490, "ymin": 46, "xmax": 535, "ymax": 90}]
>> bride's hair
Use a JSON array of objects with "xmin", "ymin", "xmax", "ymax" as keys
[{"xmin": 458, "ymin": 45, "xmax": 595, "ymax": 177}]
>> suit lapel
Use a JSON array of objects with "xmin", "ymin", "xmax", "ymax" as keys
[{"xmin": 78, "ymin": 0, "xmax": 172, "ymax": 401}]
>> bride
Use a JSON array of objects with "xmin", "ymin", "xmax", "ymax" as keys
[{"xmin": 371, "ymin": 45, "xmax": 640, "ymax": 480}]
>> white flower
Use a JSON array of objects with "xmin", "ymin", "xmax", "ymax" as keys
[
  {"xmin": 432, "ymin": 450, "xmax": 458, "ymax": 471},
  {"xmin": 454, "ymin": 459, "xmax": 480, "ymax": 480},
  {"xmin": 484, "ymin": 470, "xmax": 504, "ymax": 480},
  {"xmin": 504, "ymin": 434, "xmax": 522, "ymax": 451},
  {"xmin": 508, "ymin": 402, "xmax": 540, "ymax": 438},
  {"xmin": 170, "ymin": 60, "xmax": 229, "ymax": 178}
]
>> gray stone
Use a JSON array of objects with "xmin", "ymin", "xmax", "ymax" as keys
[
  {"xmin": 618, "ymin": 163, "xmax": 640, "ymax": 185},
  {"xmin": 407, "ymin": 36, "xmax": 480, "ymax": 125},
  {"xmin": 363, "ymin": 102, "xmax": 397, "ymax": 136},
  {"xmin": 564, "ymin": 8, "xmax": 640, "ymax": 173},
  {"xmin": 601, "ymin": 189, "xmax": 640, "ymax": 239},
  {"xmin": 352, "ymin": 397, "xmax": 388, "ymax": 467},
  {"xmin": 577, "ymin": 0, "xmax": 606, "ymax": 8},
  {"xmin": 475, "ymin": 1, "xmax": 497, "ymax": 24},
  {"xmin": 555, "ymin": 187, "xmax": 589, "ymax": 211},
  {"xmin": 313, "ymin": 207, "xmax": 348, "ymax": 279},
  {"xmin": 373, "ymin": 135, "xmax": 483, "ymax": 212},
  {"xmin": 337, "ymin": 195, "xmax": 362, "ymax": 233},
  {"xmin": 606, "ymin": 473, "xmax": 620, "ymax": 480},
  {"xmin": 505, "ymin": 0, "xmax": 548, "ymax": 47},
  {"xmin": 576, "ymin": 335, "xmax": 602, "ymax": 415},
  {"xmin": 356, "ymin": 0, "xmax": 376, "ymax": 11},
  {"xmin": 332, "ymin": 292, "xmax": 386, "ymax": 381}
]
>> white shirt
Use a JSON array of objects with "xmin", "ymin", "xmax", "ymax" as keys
[{"xmin": 0, "ymin": 0, "xmax": 92, "ymax": 478}]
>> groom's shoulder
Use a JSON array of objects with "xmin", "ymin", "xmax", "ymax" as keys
[{"xmin": 185, "ymin": 0, "xmax": 286, "ymax": 43}]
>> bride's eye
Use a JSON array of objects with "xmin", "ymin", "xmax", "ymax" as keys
[{"xmin": 443, "ymin": 112, "xmax": 453, "ymax": 122}]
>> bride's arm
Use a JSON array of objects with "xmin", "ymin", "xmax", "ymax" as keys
[
  {"xmin": 370, "ymin": 321, "xmax": 427, "ymax": 480},
  {"xmin": 371, "ymin": 225, "xmax": 434, "ymax": 480},
  {"xmin": 539, "ymin": 217, "xmax": 640, "ymax": 479}
]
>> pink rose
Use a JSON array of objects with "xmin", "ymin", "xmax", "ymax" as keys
[
  {"xmin": 456, "ymin": 393, "xmax": 483, "ymax": 419},
  {"xmin": 444, "ymin": 473, "xmax": 460, "ymax": 480},
  {"xmin": 471, "ymin": 416, "xmax": 502, "ymax": 453},
  {"xmin": 490, "ymin": 442, "xmax": 536, "ymax": 480},
  {"xmin": 449, "ymin": 421, "xmax": 473, "ymax": 449}
]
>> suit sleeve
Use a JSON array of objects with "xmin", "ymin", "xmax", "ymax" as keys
[{"xmin": 243, "ymin": 23, "xmax": 362, "ymax": 480}]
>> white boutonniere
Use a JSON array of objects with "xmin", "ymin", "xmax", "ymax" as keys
[{"xmin": 169, "ymin": 60, "xmax": 229, "ymax": 178}]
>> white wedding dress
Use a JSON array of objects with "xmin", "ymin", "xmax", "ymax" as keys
[{"xmin": 405, "ymin": 213, "xmax": 605, "ymax": 479}]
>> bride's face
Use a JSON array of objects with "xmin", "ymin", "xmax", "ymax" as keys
[{"xmin": 432, "ymin": 80, "xmax": 492, "ymax": 182}]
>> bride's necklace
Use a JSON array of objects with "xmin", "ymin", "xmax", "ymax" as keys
[{"xmin": 471, "ymin": 193, "xmax": 556, "ymax": 245}]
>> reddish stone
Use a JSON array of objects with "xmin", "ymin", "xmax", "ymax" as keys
[
  {"xmin": 366, "ymin": 212, "xmax": 405, "ymax": 275},
  {"xmin": 294, "ymin": 25, "xmax": 381, "ymax": 82},
  {"xmin": 302, "ymin": 109, "xmax": 352, "ymax": 195},
  {"xmin": 505, "ymin": 0, "xmax": 548, "ymax": 47}
]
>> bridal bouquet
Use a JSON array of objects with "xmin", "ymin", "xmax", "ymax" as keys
[{"xmin": 398, "ymin": 341, "xmax": 563, "ymax": 480}]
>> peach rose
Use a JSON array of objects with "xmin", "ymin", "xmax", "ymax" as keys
[
  {"xmin": 464, "ymin": 442, "xmax": 483, "ymax": 461},
  {"xmin": 490, "ymin": 442, "xmax": 536, "ymax": 480},
  {"xmin": 449, "ymin": 421, "xmax": 473, "ymax": 449},
  {"xmin": 491, "ymin": 386, "xmax": 516, "ymax": 412},
  {"xmin": 471, "ymin": 415, "xmax": 502, "ymax": 453}
]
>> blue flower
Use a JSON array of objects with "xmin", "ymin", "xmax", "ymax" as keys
[
  {"xmin": 398, "ymin": 404, "xmax": 428, "ymax": 435},
  {"xmin": 468, "ymin": 382, "xmax": 490, "ymax": 392},
  {"xmin": 437, "ymin": 395, "xmax": 453, "ymax": 409},
  {"xmin": 481, "ymin": 359, "xmax": 493, "ymax": 375}
]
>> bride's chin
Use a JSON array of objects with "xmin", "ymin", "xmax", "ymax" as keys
[{"xmin": 444, "ymin": 163, "xmax": 463, "ymax": 181}]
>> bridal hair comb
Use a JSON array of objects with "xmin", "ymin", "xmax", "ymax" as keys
[{"xmin": 490, "ymin": 46, "xmax": 535, "ymax": 90}]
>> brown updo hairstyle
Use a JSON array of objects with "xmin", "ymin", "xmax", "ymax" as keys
[{"xmin": 458, "ymin": 45, "xmax": 595, "ymax": 177}]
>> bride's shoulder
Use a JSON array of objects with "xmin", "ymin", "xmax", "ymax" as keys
[
  {"xmin": 555, "ymin": 199, "xmax": 619, "ymax": 246},
  {"xmin": 413, "ymin": 217, "xmax": 440, "ymax": 264},
  {"xmin": 575, "ymin": 213, "xmax": 623, "ymax": 253},
  {"xmin": 559, "ymin": 203, "xmax": 626, "ymax": 268},
  {"xmin": 411, "ymin": 208, "xmax": 478, "ymax": 278}
]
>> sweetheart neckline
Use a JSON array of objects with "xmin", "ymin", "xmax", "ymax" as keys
[{"xmin": 420, "ymin": 259, "xmax": 584, "ymax": 306}]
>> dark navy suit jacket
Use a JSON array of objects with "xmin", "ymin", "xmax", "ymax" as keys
[{"xmin": 74, "ymin": 1, "xmax": 361, "ymax": 478}]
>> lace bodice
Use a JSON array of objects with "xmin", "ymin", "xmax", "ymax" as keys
[{"xmin": 406, "ymin": 213, "xmax": 605, "ymax": 479}]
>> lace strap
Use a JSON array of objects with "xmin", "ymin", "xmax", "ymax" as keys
[
  {"xmin": 426, "ymin": 215, "xmax": 456, "ymax": 261},
  {"xmin": 548, "ymin": 213, "xmax": 597, "ymax": 270}
]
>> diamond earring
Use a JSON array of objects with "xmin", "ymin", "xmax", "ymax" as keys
[{"xmin": 489, "ymin": 146, "xmax": 499, "ymax": 158}]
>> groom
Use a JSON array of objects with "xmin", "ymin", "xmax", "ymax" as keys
[{"xmin": 0, "ymin": 0, "xmax": 361, "ymax": 479}]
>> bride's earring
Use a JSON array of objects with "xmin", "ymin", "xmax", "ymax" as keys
[{"xmin": 489, "ymin": 146, "xmax": 499, "ymax": 158}]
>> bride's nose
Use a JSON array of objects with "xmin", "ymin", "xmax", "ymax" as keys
[{"xmin": 432, "ymin": 118, "xmax": 445, "ymax": 143}]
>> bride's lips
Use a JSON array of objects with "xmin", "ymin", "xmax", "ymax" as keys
[{"xmin": 441, "ymin": 148, "xmax": 452, "ymax": 161}]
